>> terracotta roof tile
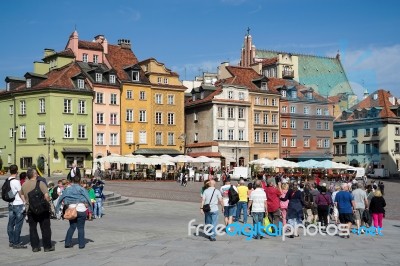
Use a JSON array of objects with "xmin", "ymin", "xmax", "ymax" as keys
[
  {"xmin": 261, "ymin": 57, "xmax": 278, "ymax": 66},
  {"xmin": 33, "ymin": 63, "xmax": 82, "ymax": 90},
  {"xmin": 56, "ymin": 48, "xmax": 75, "ymax": 58},
  {"xmin": 78, "ymin": 40, "xmax": 103, "ymax": 51},
  {"xmin": 185, "ymin": 87, "xmax": 222, "ymax": 107}
]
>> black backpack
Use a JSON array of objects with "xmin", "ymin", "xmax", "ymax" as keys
[
  {"xmin": 1, "ymin": 178, "xmax": 16, "ymax": 202},
  {"xmin": 228, "ymin": 185, "xmax": 239, "ymax": 205},
  {"xmin": 303, "ymin": 191, "xmax": 313, "ymax": 209},
  {"xmin": 51, "ymin": 186, "xmax": 59, "ymax": 200},
  {"xmin": 28, "ymin": 181, "xmax": 49, "ymax": 215}
]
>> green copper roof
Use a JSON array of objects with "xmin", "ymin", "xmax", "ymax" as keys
[{"xmin": 256, "ymin": 50, "xmax": 354, "ymax": 97}]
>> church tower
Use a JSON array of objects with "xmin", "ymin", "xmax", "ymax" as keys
[{"xmin": 240, "ymin": 28, "xmax": 256, "ymax": 67}]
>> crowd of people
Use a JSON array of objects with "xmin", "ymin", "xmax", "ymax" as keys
[
  {"xmin": 4, "ymin": 164, "xmax": 105, "ymax": 252},
  {"xmin": 200, "ymin": 172, "xmax": 386, "ymax": 241}
]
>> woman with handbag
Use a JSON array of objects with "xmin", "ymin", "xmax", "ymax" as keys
[{"xmin": 56, "ymin": 175, "xmax": 92, "ymax": 249}]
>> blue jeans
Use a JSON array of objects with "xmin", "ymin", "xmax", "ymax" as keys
[
  {"xmin": 252, "ymin": 212, "xmax": 265, "ymax": 237},
  {"xmin": 94, "ymin": 198, "xmax": 103, "ymax": 217},
  {"xmin": 204, "ymin": 211, "xmax": 218, "ymax": 239},
  {"xmin": 236, "ymin": 202, "xmax": 248, "ymax": 223},
  {"xmin": 65, "ymin": 211, "xmax": 86, "ymax": 248},
  {"xmin": 7, "ymin": 204, "xmax": 25, "ymax": 245}
]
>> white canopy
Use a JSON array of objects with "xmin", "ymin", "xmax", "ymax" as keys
[
  {"xmin": 192, "ymin": 156, "xmax": 221, "ymax": 163},
  {"xmin": 249, "ymin": 158, "xmax": 273, "ymax": 165},
  {"xmin": 262, "ymin": 158, "xmax": 298, "ymax": 168},
  {"xmin": 170, "ymin": 155, "xmax": 195, "ymax": 163}
]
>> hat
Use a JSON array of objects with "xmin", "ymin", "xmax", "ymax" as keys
[{"xmin": 322, "ymin": 183, "xmax": 327, "ymax": 187}]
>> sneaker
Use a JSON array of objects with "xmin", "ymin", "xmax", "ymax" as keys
[
  {"xmin": 44, "ymin": 246, "xmax": 55, "ymax": 252},
  {"xmin": 13, "ymin": 244, "xmax": 27, "ymax": 249},
  {"xmin": 9, "ymin": 243, "xmax": 13, "ymax": 248},
  {"xmin": 79, "ymin": 246, "xmax": 85, "ymax": 249},
  {"xmin": 32, "ymin": 247, "xmax": 41, "ymax": 252},
  {"xmin": 209, "ymin": 238, "xmax": 216, "ymax": 242},
  {"xmin": 65, "ymin": 244, "xmax": 73, "ymax": 248}
]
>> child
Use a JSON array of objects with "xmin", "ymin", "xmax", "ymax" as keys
[
  {"xmin": 47, "ymin": 182, "xmax": 57, "ymax": 219},
  {"xmin": 87, "ymin": 182, "xmax": 96, "ymax": 221}
]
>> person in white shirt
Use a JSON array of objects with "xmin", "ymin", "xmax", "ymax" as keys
[
  {"xmin": 247, "ymin": 180, "xmax": 268, "ymax": 239},
  {"xmin": 220, "ymin": 178, "xmax": 238, "ymax": 226},
  {"xmin": 6, "ymin": 164, "xmax": 27, "ymax": 249}
]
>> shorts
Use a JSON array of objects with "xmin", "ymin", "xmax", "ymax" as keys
[
  {"xmin": 224, "ymin": 205, "xmax": 237, "ymax": 217},
  {"xmin": 354, "ymin": 208, "xmax": 364, "ymax": 221},
  {"xmin": 333, "ymin": 206, "xmax": 338, "ymax": 217},
  {"xmin": 339, "ymin": 213, "xmax": 354, "ymax": 224}
]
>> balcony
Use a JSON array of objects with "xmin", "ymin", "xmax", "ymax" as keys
[{"xmin": 282, "ymin": 70, "xmax": 294, "ymax": 79}]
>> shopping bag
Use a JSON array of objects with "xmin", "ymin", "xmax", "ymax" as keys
[{"xmin": 263, "ymin": 216, "xmax": 273, "ymax": 233}]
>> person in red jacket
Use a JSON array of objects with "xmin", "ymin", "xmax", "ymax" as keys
[{"xmin": 265, "ymin": 178, "xmax": 282, "ymax": 231}]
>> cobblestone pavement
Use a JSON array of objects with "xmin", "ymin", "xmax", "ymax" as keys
[{"xmin": 105, "ymin": 178, "xmax": 400, "ymax": 220}]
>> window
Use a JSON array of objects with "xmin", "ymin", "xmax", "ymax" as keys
[
  {"xmin": 109, "ymin": 75, "xmax": 116, "ymax": 84},
  {"xmin": 304, "ymin": 138, "xmax": 310, "ymax": 147},
  {"xmin": 66, "ymin": 156, "xmax": 84, "ymax": 168},
  {"xmin": 139, "ymin": 110, "xmax": 146, "ymax": 122},
  {"xmin": 110, "ymin": 93, "xmax": 117, "ymax": 105},
  {"xmin": 291, "ymin": 138, "xmax": 297, "ymax": 147},
  {"xmin": 132, "ymin": 71, "xmax": 139, "ymax": 81},
  {"xmin": 157, "ymin": 77, "xmax": 162, "ymax": 83},
  {"xmin": 139, "ymin": 91, "xmax": 146, "ymax": 100},
  {"xmin": 316, "ymin": 121, "xmax": 322, "ymax": 130},
  {"xmin": 96, "ymin": 113, "xmax": 104, "ymax": 124},
  {"xmin": 39, "ymin": 124, "xmax": 45, "ymax": 138},
  {"xmin": 164, "ymin": 78, "xmax": 168, "ymax": 84},
  {"xmin": 239, "ymin": 130, "xmax": 244, "ymax": 141},
  {"xmin": 218, "ymin": 107, "xmax": 223, "ymax": 118},
  {"xmin": 290, "ymin": 106, "xmax": 296, "ymax": 113},
  {"xmin": 217, "ymin": 129, "xmax": 223, "ymax": 140},
  {"xmin": 9, "ymin": 105, "xmax": 13, "ymax": 115},
  {"xmin": 228, "ymin": 129, "xmax": 234, "ymax": 140},
  {"xmin": 110, "ymin": 133, "xmax": 118, "ymax": 145},
  {"xmin": 317, "ymin": 139, "xmax": 322, "ymax": 148},
  {"xmin": 324, "ymin": 108, "xmax": 329, "ymax": 116},
  {"xmin": 263, "ymin": 132, "xmax": 268, "ymax": 143},
  {"xmin": 255, "ymin": 97, "xmax": 260, "ymax": 105},
  {"xmin": 239, "ymin": 92, "xmax": 244, "ymax": 100},
  {"xmin": 373, "ymin": 143, "xmax": 379, "ymax": 154},
  {"xmin": 97, "ymin": 133, "xmax": 104, "ymax": 145},
  {"xmin": 272, "ymin": 114, "xmax": 277, "ymax": 125},
  {"xmin": 155, "ymin": 94, "xmax": 162, "ymax": 104},
  {"xmin": 192, "ymin": 94, "xmax": 196, "ymax": 101},
  {"xmin": 396, "ymin": 127, "xmax": 400, "ymax": 136},
  {"xmin": 341, "ymin": 144, "xmax": 347, "ymax": 155},
  {"xmin": 228, "ymin": 91, "xmax": 233, "ymax": 99},
  {"xmin": 82, "ymin": 53, "xmax": 88, "ymax": 62},
  {"xmin": 304, "ymin": 107, "xmax": 309, "ymax": 114},
  {"xmin": 200, "ymin": 91, "xmax": 205, "ymax": 99},
  {"xmin": 93, "ymin": 54, "xmax": 98, "ymax": 64},
  {"xmin": 365, "ymin": 143, "xmax": 371, "ymax": 154},
  {"xmin": 324, "ymin": 122, "xmax": 329, "ymax": 130},
  {"xmin": 353, "ymin": 144, "xmax": 358, "ymax": 154},
  {"xmin": 272, "ymin": 132, "xmax": 277, "ymax": 143},
  {"xmin": 167, "ymin": 113, "xmax": 174, "ymax": 125},
  {"xmin": 254, "ymin": 113, "xmax": 260, "ymax": 124},
  {"xmin": 168, "ymin": 133, "xmax": 174, "ymax": 145},
  {"xmin": 373, "ymin": 128, "xmax": 379, "ymax": 136},
  {"xmin": 365, "ymin": 128, "xmax": 370, "ymax": 136},
  {"xmin": 353, "ymin": 129, "xmax": 358, "ymax": 137},
  {"xmin": 304, "ymin": 121, "xmax": 309, "ymax": 129},
  {"xmin": 155, "ymin": 112, "xmax": 162, "ymax": 124},
  {"xmin": 323, "ymin": 139, "xmax": 330, "ymax": 148},
  {"xmin": 95, "ymin": 73, "xmax": 102, "ymax": 82},
  {"xmin": 78, "ymin": 79, "xmax": 84, "ymax": 89},
  {"xmin": 342, "ymin": 130, "xmax": 347, "ymax": 138},
  {"xmin": 281, "ymin": 106, "xmax": 287, "ymax": 113},
  {"xmin": 110, "ymin": 113, "xmax": 117, "ymax": 125},
  {"xmin": 281, "ymin": 90, "xmax": 287, "ymax": 97},
  {"xmin": 334, "ymin": 145, "xmax": 340, "ymax": 155},
  {"xmin": 307, "ymin": 92, "xmax": 313, "ymax": 99},
  {"xmin": 291, "ymin": 90, "xmax": 297, "ymax": 98},
  {"xmin": 282, "ymin": 138, "xmax": 288, "ymax": 147},
  {"xmin": 238, "ymin": 108, "xmax": 244, "ymax": 119},
  {"xmin": 282, "ymin": 120, "xmax": 287, "ymax": 128},
  {"xmin": 78, "ymin": 125, "xmax": 86, "ymax": 139},
  {"xmin": 6, "ymin": 82, "xmax": 10, "ymax": 91},
  {"xmin": 78, "ymin": 100, "xmax": 86, "ymax": 114},
  {"xmin": 9, "ymin": 128, "xmax": 14, "ymax": 138},
  {"xmin": 264, "ymin": 113, "xmax": 269, "ymax": 125},
  {"xmin": 228, "ymin": 108, "xmax": 234, "ymax": 119},
  {"xmin": 271, "ymin": 99, "xmax": 277, "ymax": 106},
  {"xmin": 126, "ymin": 109, "xmax": 133, "ymax": 121},
  {"xmin": 126, "ymin": 131, "xmax": 133, "ymax": 144},
  {"xmin": 254, "ymin": 131, "xmax": 260, "ymax": 143},
  {"xmin": 20, "ymin": 125, "xmax": 26, "ymax": 139},
  {"xmin": 39, "ymin": 99, "xmax": 45, "ymax": 113},
  {"xmin": 96, "ymin": 92, "xmax": 104, "ymax": 104},
  {"xmin": 335, "ymin": 131, "xmax": 340, "ymax": 138},
  {"xmin": 64, "ymin": 124, "xmax": 72, "ymax": 138},
  {"xmin": 194, "ymin": 133, "xmax": 198, "ymax": 142},
  {"xmin": 127, "ymin": 90, "xmax": 133, "ymax": 99},
  {"xmin": 194, "ymin": 113, "xmax": 198, "ymax": 122},
  {"xmin": 155, "ymin": 132, "xmax": 162, "ymax": 145},
  {"xmin": 261, "ymin": 82, "xmax": 267, "ymax": 90},
  {"xmin": 26, "ymin": 79, "xmax": 31, "ymax": 88},
  {"xmin": 64, "ymin": 99, "xmax": 72, "ymax": 113},
  {"xmin": 290, "ymin": 120, "xmax": 296, "ymax": 129},
  {"xmin": 20, "ymin": 100, "xmax": 26, "ymax": 115},
  {"xmin": 263, "ymin": 98, "xmax": 269, "ymax": 105},
  {"xmin": 316, "ymin": 108, "xmax": 322, "ymax": 115},
  {"xmin": 20, "ymin": 157, "xmax": 32, "ymax": 169},
  {"xmin": 167, "ymin": 95, "xmax": 174, "ymax": 105}
]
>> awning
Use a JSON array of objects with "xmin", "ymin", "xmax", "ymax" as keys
[
  {"xmin": 134, "ymin": 148, "xmax": 183, "ymax": 156},
  {"xmin": 61, "ymin": 147, "xmax": 92, "ymax": 154}
]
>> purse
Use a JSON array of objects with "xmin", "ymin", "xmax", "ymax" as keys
[
  {"xmin": 63, "ymin": 205, "xmax": 78, "ymax": 220},
  {"xmin": 203, "ymin": 189, "xmax": 216, "ymax": 213}
]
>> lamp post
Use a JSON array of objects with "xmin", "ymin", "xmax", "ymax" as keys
[
  {"xmin": 44, "ymin": 138, "xmax": 55, "ymax": 177},
  {"xmin": 282, "ymin": 149, "xmax": 290, "ymax": 159},
  {"xmin": 232, "ymin": 147, "xmax": 241, "ymax": 167}
]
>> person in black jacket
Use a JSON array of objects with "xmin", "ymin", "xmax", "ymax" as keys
[
  {"xmin": 279, "ymin": 182, "xmax": 304, "ymax": 238},
  {"xmin": 369, "ymin": 189, "xmax": 386, "ymax": 231},
  {"xmin": 67, "ymin": 162, "xmax": 81, "ymax": 182}
]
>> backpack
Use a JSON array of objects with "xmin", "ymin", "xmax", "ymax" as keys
[
  {"xmin": 303, "ymin": 191, "xmax": 313, "ymax": 209},
  {"xmin": 94, "ymin": 186, "xmax": 103, "ymax": 198},
  {"xmin": 1, "ymin": 178, "xmax": 16, "ymax": 202},
  {"xmin": 228, "ymin": 185, "xmax": 239, "ymax": 205},
  {"xmin": 28, "ymin": 181, "xmax": 49, "ymax": 215},
  {"xmin": 51, "ymin": 186, "xmax": 59, "ymax": 200}
]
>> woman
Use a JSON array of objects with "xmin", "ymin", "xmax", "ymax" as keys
[
  {"xmin": 280, "ymin": 182, "xmax": 303, "ymax": 238},
  {"xmin": 56, "ymin": 175, "xmax": 92, "ymax": 249},
  {"xmin": 315, "ymin": 186, "xmax": 332, "ymax": 227},
  {"xmin": 279, "ymin": 183, "xmax": 289, "ymax": 226},
  {"xmin": 331, "ymin": 185, "xmax": 341, "ymax": 225},
  {"xmin": 369, "ymin": 189, "xmax": 386, "ymax": 231}
]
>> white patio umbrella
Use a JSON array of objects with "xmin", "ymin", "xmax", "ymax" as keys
[
  {"xmin": 298, "ymin": 159, "xmax": 320, "ymax": 169},
  {"xmin": 170, "ymin": 155, "xmax": 195, "ymax": 163},
  {"xmin": 249, "ymin": 158, "xmax": 273, "ymax": 165}
]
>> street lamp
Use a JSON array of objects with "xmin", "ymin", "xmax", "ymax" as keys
[
  {"xmin": 44, "ymin": 138, "xmax": 55, "ymax": 177},
  {"xmin": 232, "ymin": 147, "xmax": 241, "ymax": 166},
  {"xmin": 282, "ymin": 149, "xmax": 290, "ymax": 158}
]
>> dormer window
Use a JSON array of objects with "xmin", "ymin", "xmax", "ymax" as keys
[
  {"xmin": 200, "ymin": 91, "xmax": 205, "ymax": 99},
  {"xmin": 239, "ymin": 92, "xmax": 244, "ymax": 100},
  {"xmin": 307, "ymin": 92, "xmax": 313, "ymax": 99},
  {"xmin": 228, "ymin": 91, "xmax": 233, "ymax": 99},
  {"xmin": 95, "ymin": 73, "xmax": 102, "ymax": 82},
  {"xmin": 6, "ymin": 82, "xmax": 10, "ymax": 91},
  {"xmin": 82, "ymin": 53, "xmax": 88, "ymax": 62},
  {"xmin": 164, "ymin": 78, "xmax": 168, "ymax": 84},
  {"xmin": 109, "ymin": 75, "xmax": 116, "ymax": 84},
  {"xmin": 192, "ymin": 94, "xmax": 196, "ymax": 101},
  {"xmin": 157, "ymin": 77, "xmax": 162, "ymax": 83},
  {"xmin": 26, "ymin": 79, "xmax": 31, "ymax": 88},
  {"xmin": 93, "ymin": 55, "xmax": 98, "ymax": 64},
  {"xmin": 77, "ymin": 79, "xmax": 85, "ymax": 89},
  {"xmin": 261, "ymin": 82, "xmax": 267, "ymax": 90},
  {"xmin": 132, "ymin": 71, "xmax": 139, "ymax": 81},
  {"xmin": 291, "ymin": 90, "xmax": 297, "ymax": 98},
  {"xmin": 281, "ymin": 90, "xmax": 287, "ymax": 97},
  {"xmin": 373, "ymin": 94, "xmax": 378, "ymax": 100}
]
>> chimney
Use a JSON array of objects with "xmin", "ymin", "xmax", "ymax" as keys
[
  {"xmin": 94, "ymin": 35, "xmax": 108, "ymax": 54},
  {"xmin": 336, "ymin": 50, "xmax": 340, "ymax": 60},
  {"xmin": 94, "ymin": 35, "xmax": 105, "ymax": 43},
  {"xmin": 118, "ymin": 39, "xmax": 131, "ymax": 49},
  {"xmin": 44, "ymin": 48, "xmax": 55, "ymax": 58}
]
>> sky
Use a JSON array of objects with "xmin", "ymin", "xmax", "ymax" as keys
[{"xmin": 1, "ymin": 0, "xmax": 399, "ymax": 99}]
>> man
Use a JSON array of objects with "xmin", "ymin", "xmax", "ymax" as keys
[
  {"xmin": 67, "ymin": 162, "xmax": 81, "ymax": 182},
  {"xmin": 220, "ymin": 177, "xmax": 238, "ymax": 227},
  {"xmin": 21, "ymin": 168, "xmax": 54, "ymax": 252},
  {"xmin": 201, "ymin": 179, "xmax": 224, "ymax": 241},
  {"xmin": 32, "ymin": 164, "xmax": 47, "ymax": 185},
  {"xmin": 235, "ymin": 179, "xmax": 249, "ymax": 223},
  {"xmin": 352, "ymin": 182, "xmax": 368, "ymax": 233},
  {"xmin": 309, "ymin": 183, "xmax": 320, "ymax": 224},
  {"xmin": 264, "ymin": 178, "xmax": 281, "ymax": 230},
  {"xmin": 335, "ymin": 183, "xmax": 356, "ymax": 239},
  {"xmin": 248, "ymin": 180, "xmax": 268, "ymax": 239},
  {"xmin": 6, "ymin": 164, "xmax": 27, "ymax": 249}
]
